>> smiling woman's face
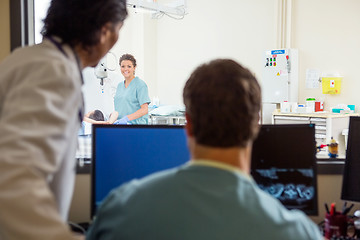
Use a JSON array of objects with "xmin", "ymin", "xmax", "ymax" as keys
[{"xmin": 120, "ymin": 60, "xmax": 136, "ymax": 79}]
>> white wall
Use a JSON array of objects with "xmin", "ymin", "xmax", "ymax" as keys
[
  {"xmin": 292, "ymin": 0, "xmax": 360, "ymax": 111},
  {"xmin": 83, "ymin": 0, "xmax": 360, "ymax": 113},
  {"xmin": 83, "ymin": 0, "xmax": 278, "ymax": 110},
  {"xmin": 155, "ymin": 0, "xmax": 278, "ymax": 105}
]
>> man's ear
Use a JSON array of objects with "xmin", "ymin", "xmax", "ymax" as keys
[
  {"xmin": 185, "ymin": 112, "xmax": 193, "ymax": 137},
  {"xmin": 99, "ymin": 22, "xmax": 112, "ymax": 44}
]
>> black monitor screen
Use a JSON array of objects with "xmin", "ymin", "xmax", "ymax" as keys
[
  {"xmin": 251, "ymin": 124, "xmax": 318, "ymax": 215},
  {"xmin": 341, "ymin": 117, "xmax": 360, "ymax": 202},
  {"xmin": 91, "ymin": 125, "xmax": 190, "ymax": 218}
]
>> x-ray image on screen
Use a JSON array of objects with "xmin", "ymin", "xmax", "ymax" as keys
[
  {"xmin": 253, "ymin": 168, "xmax": 315, "ymax": 211},
  {"xmin": 251, "ymin": 124, "xmax": 318, "ymax": 215}
]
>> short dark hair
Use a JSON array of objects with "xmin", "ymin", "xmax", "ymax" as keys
[
  {"xmin": 89, "ymin": 110, "xmax": 104, "ymax": 121},
  {"xmin": 42, "ymin": 0, "xmax": 128, "ymax": 48},
  {"xmin": 183, "ymin": 59, "xmax": 261, "ymax": 148},
  {"xmin": 119, "ymin": 54, "xmax": 137, "ymax": 67}
]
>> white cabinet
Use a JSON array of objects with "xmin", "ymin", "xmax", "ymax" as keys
[{"xmin": 272, "ymin": 113, "xmax": 359, "ymax": 158}]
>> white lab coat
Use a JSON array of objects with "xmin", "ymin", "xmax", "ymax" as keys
[{"xmin": 0, "ymin": 38, "xmax": 83, "ymax": 239}]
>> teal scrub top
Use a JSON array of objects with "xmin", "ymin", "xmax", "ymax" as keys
[
  {"xmin": 114, "ymin": 77, "xmax": 151, "ymax": 124},
  {"xmin": 87, "ymin": 161, "xmax": 323, "ymax": 240}
]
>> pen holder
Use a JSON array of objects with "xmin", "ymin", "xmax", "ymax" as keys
[{"xmin": 324, "ymin": 212, "xmax": 347, "ymax": 238}]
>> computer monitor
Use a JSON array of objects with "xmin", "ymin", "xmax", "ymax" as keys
[
  {"xmin": 341, "ymin": 117, "xmax": 360, "ymax": 202},
  {"xmin": 251, "ymin": 124, "xmax": 318, "ymax": 215},
  {"xmin": 91, "ymin": 125, "xmax": 190, "ymax": 218}
]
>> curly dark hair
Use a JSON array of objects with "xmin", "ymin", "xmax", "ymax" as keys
[
  {"xmin": 42, "ymin": 0, "xmax": 128, "ymax": 48},
  {"xmin": 119, "ymin": 54, "xmax": 137, "ymax": 67},
  {"xmin": 183, "ymin": 59, "xmax": 261, "ymax": 148}
]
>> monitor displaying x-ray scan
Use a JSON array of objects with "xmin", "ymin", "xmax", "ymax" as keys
[{"xmin": 251, "ymin": 124, "xmax": 318, "ymax": 215}]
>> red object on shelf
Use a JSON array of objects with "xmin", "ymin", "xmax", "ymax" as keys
[{"xmin": 315, "ymin": 101, "xmax": 324, "ymax": 112}]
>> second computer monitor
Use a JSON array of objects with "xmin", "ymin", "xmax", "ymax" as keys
[
  {"xmin": 251, "ymin": 124, "xmax": 318, "ymax": 215},
  {"xmin": 341, "ymin": 116, "xmax": 360, "ymax": 202}
]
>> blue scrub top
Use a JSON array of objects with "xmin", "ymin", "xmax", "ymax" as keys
[{"xmin": 114, "ymin": 77, "xmax": 151, "ymax": 124}]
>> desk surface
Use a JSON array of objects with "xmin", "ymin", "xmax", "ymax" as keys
[
  {"xmin": 76, "ymin": 158, "xmax": 345, "ymax": 175},
  {"xmin": 317, "ymin": 159, "xmax": 344, "ymax": 175},
  {"xmin": 76, "ymin": 158, "xmax": 91, "ymax": 174}
]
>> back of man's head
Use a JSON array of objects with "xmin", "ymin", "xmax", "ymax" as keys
[{"xmin": 183, "ymin": 59, "xmax": 261, "ymax": 148}]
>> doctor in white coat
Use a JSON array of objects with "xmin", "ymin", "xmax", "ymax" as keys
[{"xmin": 0, "ymin": 0, "xmax": 127, "ymax": 239}]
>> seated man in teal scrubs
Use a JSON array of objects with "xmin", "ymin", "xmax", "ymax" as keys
[{"xmin": 86, "ymin": 59, "xmax": 323, "ymax": 240}]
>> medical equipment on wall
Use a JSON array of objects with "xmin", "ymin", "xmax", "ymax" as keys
[
  {"xmin": 94, "ymin": 52, "xmax": 117, "ymax": 93},
  {"xmin": 262, "ymin": 49, "xmax": 298, "ymax": 103},
  {"xmin": 321, "ymin": 74, "xmax": 342, "ymax": 95},
  {"xmin": 127, "ymin": 0, "xmax": 187, "ymax": 19},
  {"xmin": 261, "ymin": 49, "xmax": 299, "ymax": 124}
]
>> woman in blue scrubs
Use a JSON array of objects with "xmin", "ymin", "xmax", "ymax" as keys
[{"xmin": 114, "ymin": 54, "xmax": 151, "ymax": 124}]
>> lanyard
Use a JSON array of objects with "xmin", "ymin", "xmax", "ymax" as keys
[
  {"xmin": 46, "ymin": 36, "xmax": 68, "ymax": 57},
  {"xmin": 46, "ymin": 36, "xmax": 85, "ymax": 122},
  {"xmin": 46, "ymin": 36, "xmax": 84, "ymax": 84}
]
